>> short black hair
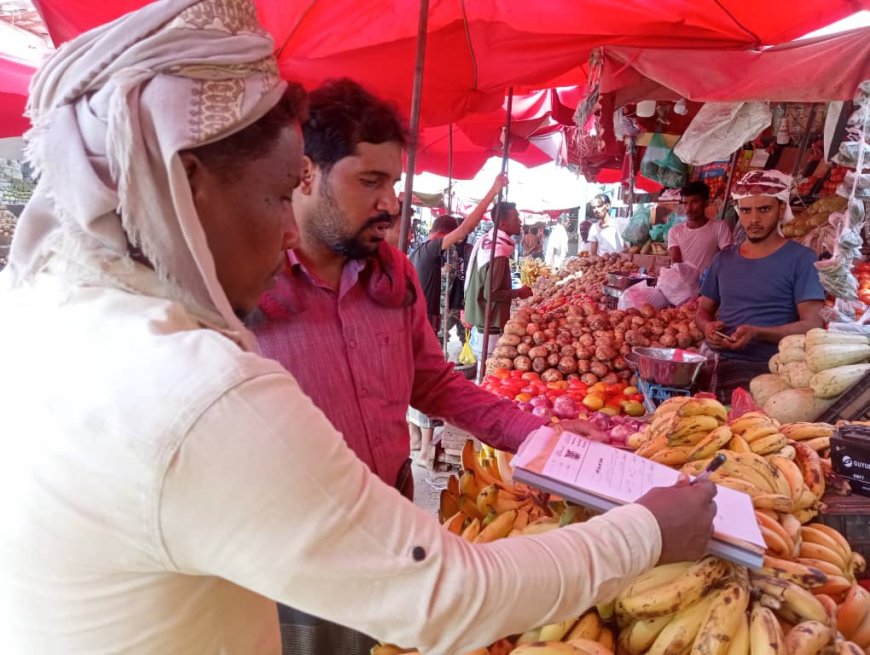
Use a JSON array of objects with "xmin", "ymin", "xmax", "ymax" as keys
[
  {"xmin": 184, "ymin": 83, "xmax": 307, "ymax": 178},
  {"xmin": 431, "ymin": 215, "xmax": 460, "ymax": 234},
  {"xmin": 680, "ymin": 181, "xmax": 710, "ymax": 203},
  {"xmin": 303, "ymin": 78, "xmax": 408, "ymax": 172},
  {"xmin": 492, "ymin": 201, "xmax": 517, "ymax": 222},
  {"xmin": 591, "ymin": 193, "xmax": 611, "ymax": 207}
]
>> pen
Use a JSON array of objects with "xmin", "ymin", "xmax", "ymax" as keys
[{"xmin": 692, "ymin": 453, "xmax": 727, "ymax": 485}]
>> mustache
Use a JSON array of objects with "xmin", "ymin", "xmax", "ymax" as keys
[{"xmin": 360, "ymin": 213, "xmax": 395, "ymax": 231}]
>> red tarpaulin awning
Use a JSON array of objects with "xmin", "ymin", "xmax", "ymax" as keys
[{"xmin": 0, "ymin": 55, "xmax": 37, "ymax": 139}]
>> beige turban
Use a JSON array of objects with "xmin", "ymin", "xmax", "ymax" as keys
[{"xmin": 6, "ymin": 0, "xmax": 286, "ymax": 348}]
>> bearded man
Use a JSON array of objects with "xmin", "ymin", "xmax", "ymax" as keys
[{"xmin": 696, "ymin": 170, "xmax": 825, "ymax": 401}]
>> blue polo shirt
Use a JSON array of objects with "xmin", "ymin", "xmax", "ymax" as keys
[{"xmin": 700, "ymin": 241, "xmax": 825, "ymax": 362}]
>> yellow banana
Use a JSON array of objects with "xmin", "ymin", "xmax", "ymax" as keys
[
  {"xmin": 713, "ymin": 476, "xmax": 764, "ymax": 499},
  {"xmin": 803, "ymin": 436, "xmax": 831, "ymax": 453},
  {"xmin": 476, "ymin": 484, "xmax": 500, "ymax": 515},
  {"xmin": 370, "ymin": 645, "xmax": 417, "ymax": 655},
  {"xmin": 774, "ymin": 444, "xmax": 796, "ymax": 459},
  {"xmin": 689, "ymin": 580, "xmax": 749, "ymax": 655},
  {"xmin": 768, "ymin": 455, "xmax": 806, "ymax": 502},
  {"xmin": 784, "ymin": 620, "xmax": 832, "ymax": 655},
  {"xmin": 511, "ymin": 642, "xmax": 581, "ymax": 654},
  {"xmin": 727, "ymin": 435, "xmax": 752, "ymax": 453},
  {"xmin": 475, "ymin": 509, "xmax": 517, "ymax": 543},
  {"xmin": 627, "ymin": 430, "xmax": 650, "ymax": 450},
  {"xmin": 619, "ymin": 556, "xmax": 730, "ymax": 620},
  {"xmin": 793, "ymin": 487, "xmax": 820, "ymax": 512},
  {"xmin": 837, "ymin": 641, "xmax": 866, "ymax": 655},
  {"xmin": 443, "ymin": 511, "xmax": 466, "ymax": 535},
  {"xmin": 716, "ymin": 452, "xmax": 777, "ymax": 493},
  {"xmin": 749, "ymin": 433, "xmax": 788, "ymax": 456},
  {"xmin": 728, "ymin": 412, "xmax": 773, "ymax": 435},
  {"xmin": 724, "ymin": 612, "xmax": 749, "ymax": 655},
  {"xmin": 650, "ymin": 446, "xmax": 694, "ymax": 467},
  {"xmin": 520, "ymin": 517, "xmax": 560, "ymax": 536},
  {"xmin": 669, "ymin": 430, "xmax": 714, "ymax": 448},
  {"xmin": 688, "ymin": 426, "xmax": 732, "ymax": 461},
  {"xmin": 682, "ymin": 458, "xmax": 712, "ymax": 475},
  {"xmin": 804, "ymin": 523, "xmax": 853, "ymax": 565},
  {"xmin": 513, "ymin": 508, "xmax": 531, "ymax": 531},
  {"xmin": 752, "ymin": 493, "xmax": 794, "ymax": 513},
  {"xmin": 793, "ymin": 442, "xmax": 825, "ymax": 498},
  {"xmin": 668, "ymin": 415, "xmax": 721, "ymax": 444},
  {"xmin": 647, "ymin": 595, "xmax": 715, "ymax": 655},
  {"xmin": 657, "ymin": 396, "xmax": 693, "ymax": 413},
  {"xmin": 459, "ymin": 469, "xmax": 482, "ymax": 498},
  {"xmin": 637, "ymin": 435, "xmax": 668, "ymax": 458},
  {"xmin": 750, "ymin": 575, "xmax": 830, "ymax": 624},
  {"xmin": 565, "ymin": 638, "xmax": 613, "ymax": 655},
  {"xmin": 538, "ymin": 616, "xmax": 580, "ymax": 642},
  {"xmin": 779, "ymin": 422, "xmax": 834, "ymax": 441},
  {"xmin": 749, "ymin": 605, "xmax": 784, "ymax": 655},
  {"xmin": 760, "ymin": 555, "xmax": 828, "ymax": 589},
  {"xmin": 741, "ymin": 423, "xmax": 781, "ymax": 444},
  {"xmin": 799, "ymin": 526, "xmax": 851, "ymax": 572},
  {"xmin": 616, "ymin": 561, "xmax": 694, "ymax": 620},
  {"xmin": 794, "ymin": 557, "xmax": 846, "ymax": 578},
  {"xmin": 780, "ymin": 514, "xmax": 802, "ymax": 556},
  {"xmin": 677, "ymin": 397, "xmax": 728, "ymax": 422},
  {"xmin": 565, "ymin": 611, "xmax": 601, "ymax": 641},
  {"xmin": 838, "ymin": 584, "xmax": 870, "ymax": 639},
  {"xmin": 851, "ymin": 552, "xmax": 867, "ymax": 577},
  {"xmin": 755, "ymin": 511, "xmax": 795, "ymax": 558},
  {"xmin": 462, "ymin": 440, "xmax": 503, "ymax": 488},
  {"xmin": 733, "ymin": 452, "xmax": 790, "ymax": 496},
  {"xmin": 617, "ymin": 616, "xmax": 674, "ymax": 655},
  {"xmin": 460, "ymin": 517, "xmax": 481, "ymax": 541}
]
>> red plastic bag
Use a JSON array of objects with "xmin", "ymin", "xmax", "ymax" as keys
[{"xmin": 727, "ymin": 387, "xmax": 762, "ymax": 422}]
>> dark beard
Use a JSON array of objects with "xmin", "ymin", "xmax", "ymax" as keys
[{"xmin": 745, "ymin": 223, "xmax": 779, "ymax": 243}]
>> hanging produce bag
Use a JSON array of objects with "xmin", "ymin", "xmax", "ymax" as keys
[
  {"xmin": 639, "ymin": 132, "xmax": 688, "ymax": 188},
  {"xmin": 459, "ymin": 331, "xmax": 476, "ymax": 366},
  {"xmin": 621, "ymin": 204, "xmax": 652, "ymax": 246}
]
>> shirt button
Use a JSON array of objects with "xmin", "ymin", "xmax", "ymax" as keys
[
  {"xmin": 349, "ymin": 339, "xmax": 356, "ymax": 348},
  {"xmin": 412, "ymin": 546, "xmax": 426, "ymax": 562}
]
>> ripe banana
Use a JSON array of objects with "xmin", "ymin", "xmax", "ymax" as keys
[
  {"xmin": 811, "ymin": 574, "xmax": 853, "ymax": 597},
  {"xmin": 784, "ymin": 620, "xmax": 832, "ymax": 655},
  {"xmin": 511, "ymin": 642, "xmax": 581, "ymax": 655},
  {"xmin": 618, "ymin": 615, "xmax": 674, "ymax": 655},
  {"xmin": 650, "ymin": 445, "xmax": 694, "ymax": 467},
  {"xmin": 475, "ymin": 509, "xmax": 517, "ymax": 543},
  {"xmin": 443, "ymin": 511, "xmax": 466, "ymax": 535},
  {"xmin": 668, "ymin": 415, "xmax": 721, "ymax": 444},
  {"xmin": 462, "ymin": 440, "xmax": 503, "ymax": 489},
  {"xmin": 793, "ymin": 442, "xmax": 825, "ymax": 498},
  {"xmin": 688, "ymin": 426, "xmax": 732, "ymax": 461},
  {"xmin": 616, "ymin": 561, "xmax": 694, "ymax": 621},
  {"xmin": 714, "ymin": 476, "xmax": 764, "ymax": 499},
  {"xmin": 538, "ymin": 616, "xmax": 580, "ymax": 642},
  {"xmin": 780, "ymin": 514, "xmax": 802, "ymax": 555},
  {"xmin": 690, "ymin": 580, "xmax": 749, "ymax": 655},
  {"xmin": 647, "ymin": 595, "xmax": 715, "ymax": 655},
  {"xmin": 565, "ymin": 611, "xmax": 601, "ymax": 641},
  {"xmin": 683, "ymin": 459, "xmax": 712, "ymax": 476},
  {"xmin": 750, "ymin": 575, "xmax": 829, "ymax": 624},
  {"xmin": 780, "ymin": 422, "xmax": 834, "ymax": 441},
  {"xmin": 752, "ymin": 493, "xmax": 794, "ymax": 513},
  {"xmin": 521, "ymin": 517, "xmax": 560, "ymax": 536},
  {"xmin": 565, "ymin": 638, "xmax": 613, "ymax": 655},
  {"xmin": 775, "ymin": 444, "xmax": 796, "ymax": 460},
  {"xmin": 476, "ymin": 484, "xmax": 500, "ymax": 515},
  {"xmin": 794, "ymin": 557, "xmax": 846, "ymax": 579},
  {"xmin": 749, "ymin": 433, "xmax": 788, "ymax": 455},
  {"xmin": 837, "ymin": 641, "xmax": 866, "ymax": 655},
  {"xmin": 849, "ymin": 609, "xmax": 870, "ymax": 648},
  {"xmin": 799, "ymin": 528, "xmax": 851, "ymax": 573},
  {"xmin": 838, "ymin": 584, "xmax": 870, "ymax": 639},
  {"xmin": 729, "ymin": 412, "xmax": 773, "ymax": 435},
  {"xmin": 460, "ymin": 517, "xmax": 481, "ymax": 541},
  {"xmin": 459, "ymin": 469, "xmax": 482, "ymax": 498},
  {"xmin": 725, "ymin": 612, "xmax": 750, "ymax": 655},
  {"xmin": 727, "ymin": 435, "xmax": 752, "ymax": 454},
  {"xmin": 637, "ymin": 435, "xmax": 668, "ymax": 458},
  {"xmin": 755, "ymin": 511, "xmax": 795, "ymax": 559},
  {"xmin": 741, "ymin": 423, "xmax": 780, "ymax": 444},
  {"xmin": 804, "ymin": 523, "xmax": 853, "ymax": 565},
  {"xmin": 678, "ymin": 398, "xmax": 728, "ymax": 422},
  {"xmin": 768, "ymin": 455, "xmax": 806, "ymax": 503},
  {"xmin": 803, "ymin": 436, "xmax": 832, "ymax": 453},
  {"xmin": 619, "ymin": 556, "xmax": 730, "ymax": 620},
  {"xmin": 749, "ymin": 605, "xmax": 784, "ymax": 655},
  {"xmin": 759, "ymin": 555, "xmax": 828, "ymax": 589},
  {"xmin": 734, "ymin": 452, "xmax": 791, "ymax": 496}
]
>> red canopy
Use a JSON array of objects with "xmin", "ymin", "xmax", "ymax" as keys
[
  {"xmin": 32, "ymin": 0, "xmax": 861, "ymax": 127},
  {"xmin": 0, "ymin": 55, "xmax": 36, "ymax": 139}
]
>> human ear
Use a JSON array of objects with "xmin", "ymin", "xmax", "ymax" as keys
[
  {"xmin": 299, "ymin": 156, "xmax": 316, "ymax": 196},
  {"xmin": 179, "ymin": 151, "xmax": 209, "ymax": 207}
]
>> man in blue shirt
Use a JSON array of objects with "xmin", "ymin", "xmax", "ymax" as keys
[{"xmin": 696, "ymin": 170, "xmax": 825, "ymax": 400}]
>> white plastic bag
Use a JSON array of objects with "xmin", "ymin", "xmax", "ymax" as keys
[
  {"xmin": 674, "ymin": 102, "xmax": 772, "ymax": 165},
  {"xmin": 618, "ymin": 284, "xmax": 669, "ymax": 311},
  {"xmin": 656, "ymin": 263, "xmax": 701, "ymax": 307}
]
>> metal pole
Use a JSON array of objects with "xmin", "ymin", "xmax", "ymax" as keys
[
  {"xmin": 399, "ymin": 0, "xmax": 430, "ymax": 254},
  {"xmin": 442, "ymin": 123, "xmax": 455, "ymax": 355},
  {"xmin": 718, "ymin": 149, "xmax": 741, "ymax": 221},
  {"xmin": 477, "ymin": 87, "xmax": 514, "ymax": 382},
  {"xmin": 626, "ymin": 136, "xmax": 636, "ymax": 217},
  {"xmin": 792, "ymin": 103, "xmax": 819, "ymax": 180}
]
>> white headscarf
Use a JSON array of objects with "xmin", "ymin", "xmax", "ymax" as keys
[
  {"xmin": 731, "ymin": 169, "xmax": 796, "ymax": 223},
  {"xmin": 6, "ymin": 0, "xmax": 286, "ymax": 349}
]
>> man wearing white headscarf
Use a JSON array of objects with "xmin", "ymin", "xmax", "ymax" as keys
[
  {"xmin": 0, "ymin": 1, "xmax": 718, "ymax": 653},
  {"xmin": 696, "ymin": 170, "xmax": 825, "ymax": 401}
]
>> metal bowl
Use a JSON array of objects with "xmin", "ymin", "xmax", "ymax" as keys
[{"xmin": 631, "ymin": 347, "xmax": 707, "ymax": 387}]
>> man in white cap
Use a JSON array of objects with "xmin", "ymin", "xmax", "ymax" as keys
[
  {"xmin": 696, "ymin": 170, "xmax": 825, "ymax": 400},
  {"xmin": 0, "ymin": 1, "xmax": 717, "ymax": 653}
]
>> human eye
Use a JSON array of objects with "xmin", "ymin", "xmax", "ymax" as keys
[{"xmin": 360, "ymin": 176, "xmax": 379, "ymax": 188}]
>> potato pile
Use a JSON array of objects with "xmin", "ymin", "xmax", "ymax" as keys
[
  {"xmin": 530, "ymin": 254, "xmax": 638, "ymax": 307},
  {"xmin": 488, "ymin": 301, "xmax": 705, "ymax": 386}
]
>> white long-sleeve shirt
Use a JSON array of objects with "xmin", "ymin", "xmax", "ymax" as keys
[{"xmin": 0, "ymin": 260, "xmax": 661, "ymax": 654}]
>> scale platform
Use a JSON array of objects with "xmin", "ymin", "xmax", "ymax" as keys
[{"xmin": 637, "ymin": 378, "xmax": 693, "ymax": 415}]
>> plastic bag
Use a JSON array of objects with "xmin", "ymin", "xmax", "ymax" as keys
[
  {"xmin": 656, "ymin": 263, "xmax": 701, "ymax": 307},
  {"xmin": 617, "ymin": 284, "xmax": 669, "ymax": 311},
  {"xmin": 728, "ymin": 388, "xmax": 762, "ymax": 421},
  {"xmin": 674, "ymin": 102, "xmax": 772, "ymax": 166},
  {"xmin": 622, "ymin": 205, "xmax": 652, "ymax": 245},
  {"xmin": 640, "ymin": 132, "xmax": 688, "ymax": 188},
  {"xmin": 649, "ymin": 212, "xmax": 686, "ymax": 243},
  {"xmin": 459, "ymin": 330, "xmax": 476, "ymax": 365}
]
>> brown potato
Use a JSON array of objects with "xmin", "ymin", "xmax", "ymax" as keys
[
  {"xmin": 493, "ymin": 345, "xmax": 518, "ymax": 359},
  {"xmin": 497, "ymin": 334, "xmax": 522, "ymax": 347},
  {"xmin": 659, "ymin": 333, "xmax": 677, "ymax": 348},
  {"xmin": 516, "ymin": 343, "xmax": 531, "ymax": 356},
  {"xmin": 576, "ymin": 359, "xmax": 591, "ymax": 374},
  {"xmin": 504, "ymin": 321, "xmax": 527, "ymax": 337},
  {"xmin": 526, "ymin": 322, "xmax": 541, "ymax": 336},
  {"xmin": 612, "ymin": 356, "xmax": 628, "ymax": 371},
  {"xmin": 558, "ymin": 357, "xmax": 578, "ymax": 375},
  {"xmin": 547, "ymin": 352, "xmax": 561, "ymax": 367},
  {"xmin": 676, "ymin": 333, "xmax": 693, "ymax": 349},
  {"xmin": 528, "ymin": 346, "xmax": 549, "ymax": 360},
  {"xmin": 541, "ymin": 368, "xmax": 564, "ymax": 382},
  {"xmin": 639, "ymin": 303, "xmax": 657, "ymax": 319},
  {"xmin": 602, "ymin": 372, "xmax": 620, "ymax": 384},
  {"xmin": 595, "ymin": 345, "xmax": 618, "ymax": 361},
  {"xmin": 532, "ymin": 357, "xmax": 548, "ymax": 373},
  {"xmin": 532, "ymin": 331, "xmax": 546, "ymax": 345},
  {"xmin": 513, "ymin": 355, "xmax": 532, "ymax": 372},
  {"xmin": 580, "ymin": 373, "xmax": 599, "ymax": 386},
  {"xmin": 590, "ymin": 361, "xmax": 609, "ymax": 378},
  {"xmin": 491, "ymin": 357, "xmax": 513, "ymax": 370},
  {"xmin": 560, "ymin": 345, "xmax": 577, "ymax": 358}
]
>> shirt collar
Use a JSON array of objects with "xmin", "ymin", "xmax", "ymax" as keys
[{"xmin": 286, "ymin": 248, "xmax": 367, "ymax": 296}]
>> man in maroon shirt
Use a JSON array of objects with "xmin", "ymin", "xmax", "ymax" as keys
[{"xmin": 250, "ymin": 78, "xmax": 601, "ymax": 655}]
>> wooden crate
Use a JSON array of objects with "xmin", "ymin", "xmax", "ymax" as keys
[
  {"xmin": 816, "ymin": 371, "xmax": 870, "ymax": 423},
  {"xmin": 818, "ymin": 493, "xmax": 870, "ymax": 577}
]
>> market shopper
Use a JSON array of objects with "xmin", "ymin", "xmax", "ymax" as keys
[
  {"xmin": 464, "ymin": 201, "xmax": 533, "ymax": 359},
  {"xmin": 668, "ymin": 181, "xmax": 732, "ymax": 275},
  {"xmin": 545, "ymin": 216, "xmax": 570, "ymax": 269},
  {"xmin": 522, "ymin": 225, "xmax": 544, "ymax": 258},
  {"xmin": 696, "ymin": 170, "xmax": 825, "ymax": 401},
  {"xmin": 587, "ymin": 193, "xmax": 625, "ymax": 256},
  {"xmin": 410, "ymin": 173, "xmax": 507, "ymax": 333}
]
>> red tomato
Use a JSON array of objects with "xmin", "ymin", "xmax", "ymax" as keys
[
  {"xmin": 521, "ymin": 372, "xmax": 540, "ymax": 381},
  {"xmin": 515, "ymin": 393, "xmax": 533, "ymax": 402},
  {"xmin": 495, "ymin": 388, "xmax": 514, "ymax": 398},
  {"xmin": 492, "ymin": 369, "xmax": 510, "ymax": 380},
  {"xmin": 510, "ymin": 369, "xmax": 525, "ymax": 379}
]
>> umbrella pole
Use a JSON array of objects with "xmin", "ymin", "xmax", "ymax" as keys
[
  {"xmin": 398, "ymin": 0, "xmax": 430, "ymax": 254},
  {"xmin": 718, "ymin": 149, "xmax": 741, "ymax": 221},
  {"xmin": 477, "ymin": 87, "xmax": 514, "ymax": 383},
  {"xmin": 791, "ymin": 103, "xmax": 820, "ymax": 179},
  {"xmin": 442, "ymin": 123, "xmax": 454, "ymax": 355},
  {"xmin": 626, "ymin": 136, "xmax": 636, "ymax": 217}
]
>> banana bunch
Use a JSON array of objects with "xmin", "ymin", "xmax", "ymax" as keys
[
  {"xmin": 837, "ymin": 583, "xmax": 870, "ymax": 650},
  {"xmin": 520, "ymin": 258, "xmax": 552, "ymax": 287},
  {"xmin": 796, "ymin": 524, "xmax": 867, "ymax": 597},
  {"xmin": 440, "ymin": 441, "xmax": 559, "ymax": 543},
  {"xmin": 510, "ymin": 609, "xmax": 616, "ymax": 655}
]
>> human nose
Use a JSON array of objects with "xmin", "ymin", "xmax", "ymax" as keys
[{"xmin": 377, "ymin": 188, "xmax": 400, "ymax": 216}]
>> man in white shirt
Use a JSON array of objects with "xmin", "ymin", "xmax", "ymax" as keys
[
  {"xmin": 545, "ymin": 216, "xmax": 570, "ymax": 269},
  {"xmin": 0, "ymin": 2, "xmax": 717, "ymax": 653},
  {"xmin": 587, "ymin": 193, "xmax": 625, "ymax": 256},
  {"xmin": 668, "ymin": 181, "xmax": 733, "ymax": 274}
]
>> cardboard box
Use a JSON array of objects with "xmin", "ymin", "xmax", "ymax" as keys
[{"xmin": 831, "ymin": 427, "xmax": 870, "ymax": 496}]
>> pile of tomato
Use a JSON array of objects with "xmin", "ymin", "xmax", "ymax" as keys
[
  {"xmin": 480, "ymin": 368, "xmax": 646, "ymax": 417},
  {"xmin": 854, "ymin": 261, "xmax": 870, "ymax": 307}
]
